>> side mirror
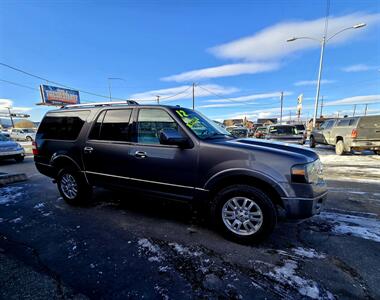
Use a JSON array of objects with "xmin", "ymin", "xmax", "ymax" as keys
[{"xmin": 159, "ymin": 129, "xmax": 189, "ymax": 147}]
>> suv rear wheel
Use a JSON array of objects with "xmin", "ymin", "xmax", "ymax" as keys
[
  {"xmin": 309, "ymin": 136, "xmax": 316, "ymax": 148},
  {"xmin": 335, "ymin": 140, "xmax": 345, "ymax": 155},
  {"xmin": 211, "ymin": 185, "xmax": 277, "ymax": 244},
  {"xmin": 57, "ymin": 169, "xmax": 92, "ymax": 205}
]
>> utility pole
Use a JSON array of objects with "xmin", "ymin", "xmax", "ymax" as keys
[
  {"xmin": 320, "ymin": 96, "xmax": 324, "ymax": 117},
  {"xmin": 364, "ymin": 104, "xmax": 368, "ymax": 116},
  {"xmin": 108, "ymin": 79, "xmax": 112, "ymax": 101},
  {"xmin": 280, "ymin": 91, "xmax": 284, "ymax": 124},
  {"xmin": 156, "ymin": 95, "xmax": 160, "ymax": 104},
  {"xmin": 289, "ymin": 110, "xmax": 292, "ymax": 123},
  {"xmin": 7, "ymin": 108, "xmax": 15, "ymax": 128},
  {"xmin": 192, "ymin": 83, "xmax": 195, "ymax": 110},
  {"xmin": 353, "ymin": 104, "xmax": 356, "ymax": 117}
]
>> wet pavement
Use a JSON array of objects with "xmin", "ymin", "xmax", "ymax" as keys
[{"xmin": 0, "ymin": 148, "xmax": 379, "ymax": 299}]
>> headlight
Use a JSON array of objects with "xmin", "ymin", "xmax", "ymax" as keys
[{"xmin": 291, "ymin": 159, "xmax": 323, "ymax": 183}]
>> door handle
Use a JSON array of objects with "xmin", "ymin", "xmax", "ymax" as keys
[
  {"xmin": 135, "ymin": 151, "xmax": 147, "ymax": 158},
  {"xmin": 84, "ymin": 146, "xmax": 94, "ymax": 154}
]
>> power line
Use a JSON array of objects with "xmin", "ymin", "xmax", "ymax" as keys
[
  {"xmin": 0, "ymin": 78, "xmax": 39, "ymax": 91},
  {"xmin": 197, "ymin": 84, "xmax": 281, "ymax": 107},
  {"xmin": 0, "ymin": 62, "xmax": 194, "ymax": 103},
  {"xmin": 0, "ymin": 62, "xmax": 128, "ymax": 101}
]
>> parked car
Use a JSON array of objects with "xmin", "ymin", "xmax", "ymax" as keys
[
  {"xmin": 34, "ymin": 102, "xmax": 326, "ymax": 243},
  {"xmin": 254, "ymin": 127, "xmax": 267, "ymax": 139},
  {"xmin": 265, "ymin": 125, "xmax": 306, "ymax": 144},
  {"xmin": 10, "ymin": 128, "xmax": 36, "ymax": 141},
  {"xmin": 226, "ymin": 126, "xmax": 249, "ymax": 138},
  {"xmin": 0, "ymin": 133, "xmax": 25, "ymax": 162},
  {"xmin": 310, "ymin": 115, "xmax": 380, "ymax": 155}
]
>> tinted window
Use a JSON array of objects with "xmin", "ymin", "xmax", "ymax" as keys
[
  {"xmin": 137, "ymin": 109, "xmax": 178, "ymax": 144},
  {"xmin": 269, "ymin": 126, "xmax": 297, "ymax": 135},
  {"xmin": 88, "ymin": 111, "xmax": 106, "ymax": 139},
  {"xmin": 337, "ymin": 119, "xmax": 350, "ymax": 127},
  {"xmin": 324, "ymin": 120, "xmax": 334, "ymax": 129},
  {"xmin": 98, "ymin": 109, "xmax": 132, "ymax": 141},
  {"xmin": 38, "ymin": 111, "xmax": 90, "ymax": 140}
]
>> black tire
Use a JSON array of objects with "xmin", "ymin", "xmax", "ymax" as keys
[
  {"xmin": 374, "ymin": 150, "xmax": 380, "ymax": 155},
  {"xmin": 309, "ymin": 136, "xmax": 316, "ymax": 148},
  {"xmin": 335, "ymin": 140, "xmax": 345, "ymax": 155},
  {"xmin": 14, "ymin": 155, "xmax": 24, "ymax": 163},
  {"xmin": 210, "ymin": 184, "xmax": 277, "ymax": 244},
  {"xmin": 57, "ymin": 169, "xmax": 92, "ymax": 205},
  {"xmin": 26, "ymin": 136, "xmax": 33, "ymax": 142}
]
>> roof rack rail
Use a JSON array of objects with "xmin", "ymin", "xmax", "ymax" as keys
[{"xmin": 61, "ymin": 100, "xmax": 139, "ymax": 109}]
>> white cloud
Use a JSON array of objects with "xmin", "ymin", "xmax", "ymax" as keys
[
  {"xmin": 161, "ymin": 62, "xmax": 279, "ymax": 82},
  {"xmin": 0, "ymin": 99, "xmax": 34, "ymax": 113},
  {"xmin": 342, "ymin": 64, "xmax": 378, "ymax": 72},
  {"xmin": 0, "ymin": 99, "xmax": 13, "ymax": 108},
  {"xmin": 325, "ymin": 94, "xmax": 380, "ymax": 106},
  {"xmin": 197, "ymin": 91, "xmax": 293, "ymax": 108},
  {"xmin": 294, "ymin": 79, "xmax": 335, "ymax": 86},
  {"xmin": 206, "ymin": 91, "xmax": 292, "ymax": 103},
  {"xmin": 130, "ymin": 84, "xmax": 239, "ymax": 102},
  {"xmin": 210, "ymin": 13, "xmax": 380, "ymax": 61}
]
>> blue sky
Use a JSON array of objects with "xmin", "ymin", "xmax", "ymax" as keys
[{"xmin": 0, "ymin": 0, "xmax": 379, "ymax": 122}]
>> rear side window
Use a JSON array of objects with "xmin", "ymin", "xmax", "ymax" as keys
[
  {"xmin": 337, "ymin": 119, "xmax": 350, "ymax": 127},
  {"xmin": 38, "ymin": 111, "xmax": 90, "ymax": 140},
  {"xmin": 89, "ymin": 109, "xmax": 132, "ymax": 141},
  {"xmin": 358, "ymin": 116, "xmax": 380, "ymax": 128}
]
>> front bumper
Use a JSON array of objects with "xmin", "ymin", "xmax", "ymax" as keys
[
  {"xmin": 282, "ymin": 191, "xmax": 327, "ymax": 219},
  {"xmin": 0, "ymin": 149, "xmax": 25, "ymax": 159}
]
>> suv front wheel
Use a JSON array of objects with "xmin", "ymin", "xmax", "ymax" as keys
[
  {"xmin": 211, "ymin": 185, "xmax": 277, "ymax": 244},
  {"xmin": 57, "ymin": 169, "xmax": 92, "ymax": 205}
]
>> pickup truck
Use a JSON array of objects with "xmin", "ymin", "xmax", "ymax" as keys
[{"xmin": 309, "ymin": 116, "xmax": 380, "ymax": 155}]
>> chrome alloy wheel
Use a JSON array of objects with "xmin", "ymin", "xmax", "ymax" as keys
[
  {"xmin": 60, "ymin": 173, "xmax": 78, "ymax": 200},
  {"xmin": 222, "ymin": 197, "xmax": 263, "ymax": 236}
]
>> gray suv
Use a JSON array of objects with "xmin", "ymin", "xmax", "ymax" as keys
[
  {"xmin": 310, "ymin": 116, "xmax": 380, "ymax": 155},
  {"xmin": 34, "ymin": 102, "xmax": 327, "ymax": 243}
]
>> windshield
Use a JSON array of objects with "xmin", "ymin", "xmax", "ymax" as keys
[
  {"xmin": 294, "ymin": 124, "xmax": 305, "ymax": 130},
  {"xmin": 174, "ymin": 108, "xmax": 232, "ymax": 139},
  {"xmin": 0, "ymin": 134, "xmax": 11, "ymax": 141},
  {"xmin": 269, "ymin": 126, "xmax": 298, "ymax": 135}
]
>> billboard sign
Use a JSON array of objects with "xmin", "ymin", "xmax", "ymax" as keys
[{"xmin": 40, "ymin": 85, "xmax": 80, "ymax": 106}]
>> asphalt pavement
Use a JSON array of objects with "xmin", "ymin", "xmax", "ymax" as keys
[{"xmin": 0, "ymin": 149, "xmax": 379, "ymax": 299}]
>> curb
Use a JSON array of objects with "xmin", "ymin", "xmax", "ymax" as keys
[{"xmin": 0, "ymin": 173, "xmax": 28, "ymax": 187}]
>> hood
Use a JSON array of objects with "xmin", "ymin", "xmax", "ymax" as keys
[
  {"xmin": 219, "ymin": 138, "xmax": 319, "ymax": 162},
  {"xmin": 0, "ymin": 140, "xmax": 20, "ymax": 149}
]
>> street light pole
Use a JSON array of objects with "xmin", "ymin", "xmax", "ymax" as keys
[
  {"xmin": 313, "ymin": 36, "xmax": 326, "ymax": 128},
  {"xmin": 286, "ymin": 23, "xmax": 366, "ymax": 129}
]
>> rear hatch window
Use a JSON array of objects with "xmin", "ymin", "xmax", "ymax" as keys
[
  {"xmin": 357, "ymin": 116, "xmax": 380, "ymax": 140},
  {"xmin": 37, "ymin": 110, "xmax": 90, "ymax": 140}
]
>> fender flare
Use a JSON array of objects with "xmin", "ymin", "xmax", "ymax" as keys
[{"xmin": 203, "ymin": 168, "xmax": 289, "ymax": 198}]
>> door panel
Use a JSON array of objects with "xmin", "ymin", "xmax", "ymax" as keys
[
  {"xmin": 126, "ymin": 108, "xmax": 198, "ymax": 199},
  {"xmin": 82, "ymin": 108, "xmax": 134, "ymax": 187}
]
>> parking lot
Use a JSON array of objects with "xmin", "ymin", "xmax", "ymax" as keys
[{"xmin": 0, "ymin": 146, "xmax": 379, "ymax": 299}]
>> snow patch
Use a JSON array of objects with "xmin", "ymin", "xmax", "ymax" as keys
[
  {"xmin": 292, "ymin": 247, "xmax": 326, "ymax": 259},
  {"xmin": 318, "ymin": 212, "xmax": 380, "ymax": 243},
  {"xmin": 33, "ymin": 203, "xmax": 45, "ymax": 209},
  {"xmin": 137, "ymin": 238, "xmax": 164, "ymax": 262},
  {"xmin": 9, "ymin": 217, "xmax": 23, "ymax": 223},
  {"xmin": 168, "ymin": 242, "xmax": 202, "ymax": 257},
  {"xmin": 0, "ymin": 186, "xmax": 24, "ymax": 204},
  {"xmin": 268, "ymin": 260, "xmax": 321, "ymax": 299}
]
